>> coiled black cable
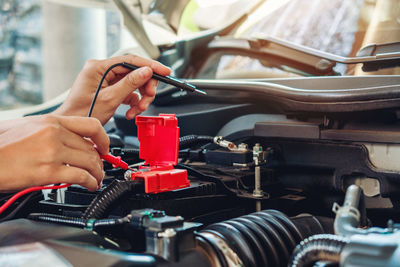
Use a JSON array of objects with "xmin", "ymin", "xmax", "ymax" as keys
[
  {"xmin": 29, "ymin": 213, "xmax": 87, "ymax": 228},
  {"xmin": 288, "ymin": 234, "xmax": 349, "ymax": 267},
  {"xmin": 82, "ymin": 180, "xmax": 142, "ymax": 219},
  {"xmin": 197, "ymin": 210, "xmax": 326, "ymax": 267}
]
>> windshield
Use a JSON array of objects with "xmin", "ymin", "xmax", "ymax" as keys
[{"xmin": 195, "ymin": 0, "xmax": 400, "ymax": 78}]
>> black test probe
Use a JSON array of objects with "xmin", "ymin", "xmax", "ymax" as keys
[
  {"xmin": 88, "ymin": 62, "xmax": 206, "ymax": 117},
  {"xmin": 122, "ymin": 62, "xmax": 206, "ymax": 95}
]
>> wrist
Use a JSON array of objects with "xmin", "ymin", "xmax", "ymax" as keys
[
  {"xmin": 0, "ymin": 118, "xmax": 24, "ymax": 134},
  {"xmin": 52, "ymin": 102, "xmax": 87, "ymax": 117}
]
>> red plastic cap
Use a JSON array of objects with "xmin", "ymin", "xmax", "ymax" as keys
[
  {"xmin": 135, "ymin": 114, "xmax": 179, "ymax": 167},
  {"xmin": 133, "ymin": 114, "xmax": 189, "ymax": 194}
]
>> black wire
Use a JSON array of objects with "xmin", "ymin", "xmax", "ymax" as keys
[
  {"xmin": 0, "ymin": 193, "xmax": 13, "ymax": 203},
  {"xmin": 88, "ymin": 63, "xmax": 125, "ymax": 117},
  {"xmin": 176, "ymin": 163, "xmax": 237, "ymax": 195}
]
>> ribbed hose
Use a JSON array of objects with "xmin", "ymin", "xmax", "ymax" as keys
[
  {"xmin": 29, "ymin": 213, "xmax": 86, "ymax": 227},
  {"xmin": 82, "ymin": 180, "xmax": 141, "ymax": 219},
  {"xmin": 288, "ymin": 234, "xmax": 349, "ymax": 267},
  {"xmin": 197, "ymin": 210, "xmax": 326, "ymax": 267},
  {"xmin": 28, "ymin": 213, "xmax": 130, "ymax": 230}
]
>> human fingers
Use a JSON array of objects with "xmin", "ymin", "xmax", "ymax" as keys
[
  {"xmin": 102, "ymin": 54, "xmax": 171, "ymax": 76},
  {"xmin": 104, "ymin": 67, "xmax": 153, "ymax": 107},
  {"xmin": 123, "ymin": 79, "xmax": 158, "ymax": 120},
  {"xmin": 122, "ymin": 91, "xmax": 141, "ymax": 106},
  {"xmin": 58, "ymin": 127, "xmax": 96, "ymax": 152},
  {"xmin": 60, "ymin": 146, "xmax": 104, "ymax": 185},
  {"xmin": 58, "ymin": 127, "xmax": 104, "ymax": 171},
  {"xmin": 56, "ymin": 165, "xmax": 99, "ymax": 191},
  {"xmin": 123, "ymin": 92, "xmax": 140, "ymax": 120},
  {"xmin": 137, "ymin": 78, "xmax": 158, "ymax": 111},
  {"xmin": 125, "ymin": 107, "xmax": 141, "ymax": 120},
  {"xmin": 56, "ymin": 116, "xmax": 110, "ymax": 155}
]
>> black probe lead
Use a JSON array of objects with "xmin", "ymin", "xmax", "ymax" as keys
[{"xmin": 87, "ymin": 62, "xmax": 206, "ymax": 117}]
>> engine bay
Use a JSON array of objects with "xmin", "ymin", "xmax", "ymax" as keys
[{"xmin": 3, "ymin": 86, "xmax": 400, "ymax": 266}]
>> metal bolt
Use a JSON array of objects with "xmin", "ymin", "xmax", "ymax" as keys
[
  {"xmin": 316, "ymin": 59, "xmax": 332, "ymax": 71},
  {"xmin": 253, "ymin": 166, "xmax": 263, "ymax": 198},
  {"xmin": 124, "ymin": 170, "xmax": 132, "ymax": 181},
  {"xmin": 253, "ymin": 144, "xmax": 264, "ymax": 212}
]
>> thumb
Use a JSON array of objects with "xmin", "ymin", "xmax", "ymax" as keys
[{"xmin": 108, "ymin": 66, "xmax": 153, "ymax": 102}]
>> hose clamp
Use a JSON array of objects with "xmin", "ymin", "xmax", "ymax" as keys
[
  {"xmin": 85, "ymin": 218, "xmax": 96, "ymax": 231},
  {"xmin": 332, "ymin": 202, "xmax": 360, "ymax": 221}
]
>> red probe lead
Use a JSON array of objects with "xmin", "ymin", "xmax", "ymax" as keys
[
  {"xmin": 0, "ymin": 184, "xmax": 70, "ymax": 215},
  {"xmin": 0, "ymin": 154, "xmax": 129, "ymax": 216},
  {"xmin": 100, "ymin": 154, "xmax": 129, "ymax": 170}
]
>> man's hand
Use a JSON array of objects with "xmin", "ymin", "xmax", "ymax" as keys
[
  {"xmin": 0, "ymin": 114, "xmax": 109, "ymax": 192},
  {"xmin": 54, "ymin": 55, "xmax": 171, "ymax": 125}
]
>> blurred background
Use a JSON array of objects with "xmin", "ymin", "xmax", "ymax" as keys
[
  {"xmin": 0, "ymin": 0, "xmax": 399, "ymax": 111},
  {"xmin": 0, "ymin": 0, "xmax": 124, "ymax": 110}
]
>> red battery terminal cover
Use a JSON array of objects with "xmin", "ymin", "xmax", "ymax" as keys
[{"xmin": 131, "ymin": 114, "xmax": 189, "ymax": 194}]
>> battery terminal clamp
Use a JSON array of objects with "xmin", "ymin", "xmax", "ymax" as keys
[{"xmin": 128, "ymin": 114, "xmax": 190, "ymax": 194}]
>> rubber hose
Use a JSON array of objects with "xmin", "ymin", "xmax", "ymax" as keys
[
  {"xmin": 288, "ymin": 234, "xmax": 349, "ymax": 267},
  {"xmin": 82, "ymin": 180, "xmax": 141, "ymax": 219},
  {"xmin": 198, "ymin": 209, "xmax": 326, "ymax": 267}
]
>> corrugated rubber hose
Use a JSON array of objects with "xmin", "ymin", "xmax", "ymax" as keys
[
  {"xmin": 82, "ymin": 179, "xmax": 142, "ymax": 219},
  {"xmin": 288, "ymin": 234, "xmax": 349, "ymax": 267}
]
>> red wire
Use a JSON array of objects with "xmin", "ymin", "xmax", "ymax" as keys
[{"xmin": 0, "ymin": 183, "xmax": 70, "ymax": 215}]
